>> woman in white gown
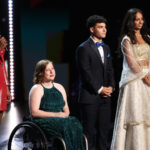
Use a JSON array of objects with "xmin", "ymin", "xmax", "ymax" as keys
[{"xmin": 111, "ymin": 8, "xmax": 150, "ymax": 150}]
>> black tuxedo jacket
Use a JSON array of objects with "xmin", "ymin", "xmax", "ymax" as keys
[{"xmin": 76, "ymin": 37, "xmax": 115, "ymax": 104}]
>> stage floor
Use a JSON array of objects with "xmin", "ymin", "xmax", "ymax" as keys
[{"xmin": 0, "ymin": 101, "xmax": 28, "ymax": 150}]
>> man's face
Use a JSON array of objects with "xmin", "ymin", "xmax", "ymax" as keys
[{"xmin": 90, "ymin": 22, "xmax": 107, "ymax": 40}]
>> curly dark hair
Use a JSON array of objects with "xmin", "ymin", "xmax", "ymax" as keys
[
  {"xmin": 86, "ymin": 15, "xmax": 107, "ymax": 30},
  {"xmin": 33, "ymin": 59, "xmax": 53, "ymax": 84}
]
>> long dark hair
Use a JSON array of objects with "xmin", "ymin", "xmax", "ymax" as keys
[{"xmin": 117, "ymin": 8, "xmax": 150, "ymax": 56}]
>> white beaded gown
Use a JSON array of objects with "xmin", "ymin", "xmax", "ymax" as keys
[{"xmin": 111, "ymin": 35, "xmax": 150, "ymax": 150}]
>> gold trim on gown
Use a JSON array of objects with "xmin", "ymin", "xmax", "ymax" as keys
[{"xmin": 111, "ymin": 36, "xmax": 150, "ymax": 150}]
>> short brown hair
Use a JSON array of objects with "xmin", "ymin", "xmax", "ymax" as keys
[{"xmin": 33, "ymin": 59, "xmax": 52, "ymax": 84}]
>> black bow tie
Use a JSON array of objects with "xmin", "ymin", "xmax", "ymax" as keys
[{"xmin": 96, "ymin": 41, "xmax": 104, "ymax": 48}]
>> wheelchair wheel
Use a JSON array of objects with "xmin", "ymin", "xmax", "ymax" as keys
[
  {"xmin": 83, "ymin": 134, "xmax": 88, "ymax": 150},
  {"xmin": 8, "ymin": 121, "xmax": 48, "ymax": 150},
  {"xmin": 52, "ymin": 136, "xmax": 66, "ymax": 150}
]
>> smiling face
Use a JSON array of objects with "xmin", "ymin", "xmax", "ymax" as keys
[
  {"xmin": 134, "ymin": 12, "xmax": 144, "ymax": 30},
  {"xmin": 44, "ymin": 62, "xmax": 56, "ymax": 82},
  {"xmin": 90, "ymin": 22, "xmax": 107, "ymax": 41}
]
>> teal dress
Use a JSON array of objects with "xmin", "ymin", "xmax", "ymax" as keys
[{"xmin": 31, "ymin": 85, "xmax": 85, "ymax": 150}]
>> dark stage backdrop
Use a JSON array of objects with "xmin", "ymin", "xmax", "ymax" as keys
[{"xmin": 1, "ymin": 0, "xmax": 150, "ymax": 121}]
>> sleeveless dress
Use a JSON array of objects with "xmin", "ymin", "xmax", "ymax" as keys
[
  {"xmin": 110, "ymin": 36, "xmax": 150, "ymax": 150},
  {"xmin": 0, "ymin": 49, "xmax": 9, "ymax": 111},
  {"xmin": 31, "ymin": 85, "xmax": 85, "ymax": 150}
]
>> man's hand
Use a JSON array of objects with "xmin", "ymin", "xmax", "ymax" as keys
[
  {"xmin": 0, "ymin": 37, "xmax": 7, "ymax": 51},
  {"xmin": 101, "ymin": 86, "xmax": 113, "ymax": 97}
]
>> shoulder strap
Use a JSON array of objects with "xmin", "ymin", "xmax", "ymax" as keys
[{"xmin": 41, "ymin": 84, "xmax": 45, "ymax": 89}]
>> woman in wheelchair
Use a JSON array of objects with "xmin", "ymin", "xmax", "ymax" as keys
[{"xmin": 29, "ymin": 59, "xmax": 85, "ymax": 150}]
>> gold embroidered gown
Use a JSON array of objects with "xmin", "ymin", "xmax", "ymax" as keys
[{"xmin": 111, "ymin": 35, "xmax": 150, "ymax": 150}]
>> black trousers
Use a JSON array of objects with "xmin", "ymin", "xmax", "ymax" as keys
[{"xmin": 81, "ymin": 101, "xmax": 111, "ymax": 150}]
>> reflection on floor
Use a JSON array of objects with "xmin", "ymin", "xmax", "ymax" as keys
[{"xmin": 0, "ymin": 101, "xmax": 28, "ymax": 150}]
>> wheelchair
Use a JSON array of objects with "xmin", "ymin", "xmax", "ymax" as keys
[{"xmin": 8, "ymin": 120, "xmax": 88, "ymax": 150}]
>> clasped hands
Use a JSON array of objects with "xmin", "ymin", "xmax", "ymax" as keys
[
  {"xmin": 101, "ymin": 86, "xmax": 113, "ymax": 97},
  {"xmin": 57, "ymin": 112, "xmax": 69, "ymax": 118},
  {"xmin": 143, "ymin": 74, "xmax": 150, "ymax": 86}
]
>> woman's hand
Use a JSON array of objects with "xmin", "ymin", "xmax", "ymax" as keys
[
  {"xmin": 0, "ymin": 37, "xmax": 7, "ymax": 51},
  {"xmin": 143, "ymin": 74, "xmax": 150, "ymax": 86},
  {"xmin": 56, "ymin": 112, "xmax": 69, "ymax": 118},
  {"xmin": 6, "ymin": 87, "xmax": 12, "ymax": 103}
]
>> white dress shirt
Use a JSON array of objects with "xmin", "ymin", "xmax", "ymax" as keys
[
  {"xmin": 90, "ymin": 36, "xmax": 104, "ymax": 94},
  {"xmin": 90, "ymin": 36, "xmax": 104, "ymax": 63},
  {"xmin": 98, "ymin": 46, "xmax": 104, "ymax": 63}
]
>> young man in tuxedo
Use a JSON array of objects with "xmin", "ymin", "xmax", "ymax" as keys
[{"xmin": 76, "ymin": 15, "xmax": 115, "ymax": 150}]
